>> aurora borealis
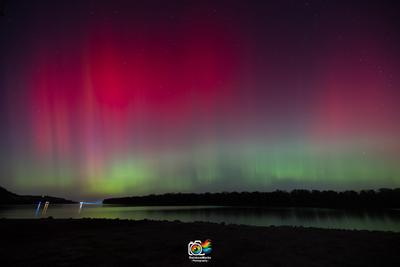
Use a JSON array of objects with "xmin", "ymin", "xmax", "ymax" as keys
[{"xmin": 0, "ymin": 0, "xmax": 400, "ymax": 199}]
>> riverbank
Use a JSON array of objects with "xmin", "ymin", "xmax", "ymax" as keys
[{"xmin": 1, "ymin": 218, "xmax": 399, "ymax": 266}]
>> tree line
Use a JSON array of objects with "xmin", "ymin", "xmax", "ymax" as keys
[{"xmin": 103, "ymin": 188, "xmax": 400, "ymax": 208}]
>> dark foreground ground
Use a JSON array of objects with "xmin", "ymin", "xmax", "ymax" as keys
[{"xmin": 1, "ymin": 219, "xmax": 400, "ymax": 267}]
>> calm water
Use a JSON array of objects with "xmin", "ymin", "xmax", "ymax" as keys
[{"xmin": 1, "ymin": 204, "xmax": 400, "ymax": 232}]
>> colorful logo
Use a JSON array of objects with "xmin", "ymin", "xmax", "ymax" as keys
[{"xmin": 188, "ymin": 239, "xmax": 212, "ymax": 256}]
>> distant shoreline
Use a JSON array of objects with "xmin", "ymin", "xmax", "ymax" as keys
[
  {"xmin": 103, "ymin": 189, "xmax": 400, "ymax": 209},
  {"xmin": 1, "ymin": 218, "xmax": 400, "ymax": 266},
  {"xmin": 3, "ymin": 185, "xmax": 400, "ymax": 209},
  {"xmin": 0, "ymin": 186, "xmax": 75, "ymax": 204}
]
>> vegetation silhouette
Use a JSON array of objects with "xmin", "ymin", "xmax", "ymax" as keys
[
  {"xmin": 0, "ymin": 186, "xmax": 75, "ymax": 204},
  {"xmin": 103, "ymin": 188, "xmax": 400, "ymax": 208}
]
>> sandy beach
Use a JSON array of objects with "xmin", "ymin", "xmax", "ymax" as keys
[{"xmin": 1, "ymin": 218, "xmax": 399, "ymax": 266}]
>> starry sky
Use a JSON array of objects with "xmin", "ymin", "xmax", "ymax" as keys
[{"xmin": 0, "ymin": 0, "xmax": 400, "ymax": 200}]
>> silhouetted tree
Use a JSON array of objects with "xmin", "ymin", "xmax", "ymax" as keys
[{"xmin": 103, "ymin": 188, "xmax": 400, "ymax": 209}]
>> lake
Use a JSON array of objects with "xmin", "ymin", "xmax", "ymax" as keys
[{"xmin": 1, "ymin": 204, "xmax": 400, "ymax": 232}]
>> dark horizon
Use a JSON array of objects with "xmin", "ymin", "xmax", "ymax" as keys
[{"xmin": 2, "ymin": 184, "xmax": 400, "ymax": 208}]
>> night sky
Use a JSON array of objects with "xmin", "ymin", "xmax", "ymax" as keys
[{"xmin": 1, "ymin": 0, "xmax": 400, "ymax": 200}]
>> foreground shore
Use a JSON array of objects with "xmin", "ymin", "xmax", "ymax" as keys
[{"xmin": 1, "ymin": 219, "xmax": 399, "ymax": 266}]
